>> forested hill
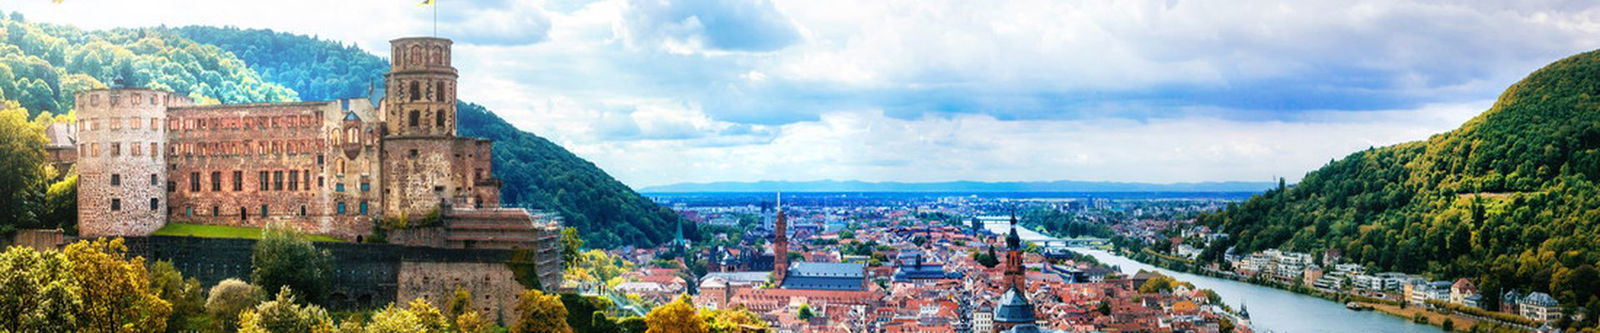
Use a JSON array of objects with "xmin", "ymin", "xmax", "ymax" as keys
[
  {"xmin": 1199, "ymin": 50, "xmax": 1600, "ymax": 310},
  {"xmin": 0, "ymin": 13, "xmax": 296, "ymax": 117},
  {"xmin": 171, "ymin": 26, "xmax": 387, "ymax": 102},
  {"xmin": 169, "ymin": 26, "xmax": 680, "ymax": 249}
]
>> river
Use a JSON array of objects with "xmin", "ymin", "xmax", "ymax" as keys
[{"xmin": 985, "ymin": 221, "xmax": 1441, "ymax": 332}]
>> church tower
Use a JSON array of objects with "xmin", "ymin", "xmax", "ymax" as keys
[
  {"xmin": 379, "ymin": 37, "xmax": 492, "ymax": 219},
  {"xmin": 1004, "ymin": 211, "xmax": 1026, "ymax": 290},
  {"xmin": 772, "ymin": 192, "xmax": 790, "ymax": 284}
]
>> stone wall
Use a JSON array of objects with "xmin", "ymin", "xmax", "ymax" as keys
[
  {"xmin": 76, "ymin": 89, "xmax": 186, "ymax": 237},
  {"xmin": 397, "ymin": 262, "xmax": 523, "ymax": 324},
  {"xmin": 123, "ymin": 235, "xmax": 538, "ymax": 315}
]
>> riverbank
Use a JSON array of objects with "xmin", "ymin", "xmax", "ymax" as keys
[{"xmin": 1121, "ymin": 248, "xmax": 1525, "ymax": 332}]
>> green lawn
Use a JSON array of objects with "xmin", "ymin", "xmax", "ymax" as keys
[{"xmin": 152, "ymin": 223, "xmax": 344, "ymax": 242}]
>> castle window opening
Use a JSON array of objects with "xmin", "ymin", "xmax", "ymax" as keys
[
  {"xmin": 435, "ymin": 110, "xmax": 445, "ymax": 127},
  {"xmin": 317, "ymin": 154, "xmax": 324, "ymax": 165},
  {"xmin": 301, "ymin": 206, "xmax": 307, "ymax": 216},
  {"xmin": 336, "ymin": 183, "xmax": 345, "ymax": 192},
  {"xmin": 410, "ymin": 110, "xmax": 420, "ymax": 127},
  {"xmin": 260, "ymin": 205, "xmax": 268, "ymax": 217},
  {"xmin": 409, "ymin": 149, "xmax": 419, "ymax": 158},
  {"xmin": 167, "ymin": 181, "xmax": 175, "ymax": 193},
  {"xmin": 273, "ymin": 171, "xmax": 284, "ymax": 191},
  {"xmin": 189, "ymin": 172, "xmax": 200, "ymax": 192},
  {"xmin": 233, "ymin": 171, "xmax": 243, "ymax": 191},
  {"xmin": 303, "ymin": 171, "xmax": 311, "ymax": 191},
  {"xmin": 149, "ymin": 143, "xmax": 158, "ymax": 159},
  {"xmin": 111, "ymin": 199, "xmax": 121, "ymax": 211},
  {"xmin": 289, "ymin": 170, "xmax": 300, "ymax": 191},
  {"xmin": 130, "ymin": 142, "xmax": 140, "ymax": 156},
  {"xmin": 437, "ymin": 82, "xmax": 446, "ymax": 101},
  {"xmin": 185, "ymin": 206, "xmax": 192, "ymax": 217},
  {"xmin": 149, "ymin": 198, "xmax": 159, "ymax": 211},
  {"xmin": 149, "ymin": 174, "xmax": 158, "ymax": 186},
  {"xmin": 240, "ymin": 208, "xmax": 247, "ymax": 221},
  {"xmin": 131, "ymin": 117, "xmax": 140, "ymax": 129},
  {"xmin": 212, "ymin": 206, "xmax": 219, "ymax": 217},
  {"xmin": 410, "ymin": 82, "xmax": 421, "ymax": 102},
  {"xmin": 359, "ymin": 201, "xmax": 368, "ymax": 215},
  {"xmin": 110, "ymin": 174, "xmax": 121, "ymax": 186},
  {"xmin": 337, "ymin": 202, "xmax": 346, "ymax": 215},
  {"xmin": 318, "ymin": 176, "xmax": 324, "ymax": 188},
  {"xmin": 211, "ymin": 171, "xmax": 222, "ymax": 191},
  {"xmin": 150, "ymin": 118, "xmax": 158, "ymax": 130},
  {"xmin": 259, "ymin": 171, "xmax": 269, "ymax": 191},
  {"xmin": 111, "ymin": 142, "xmax": 121, "ymax": 157}
]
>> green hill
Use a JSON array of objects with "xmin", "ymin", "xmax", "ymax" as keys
[{"xmin": 1200, "ymin": 50, "xmax": 1600, "ymax": 311}]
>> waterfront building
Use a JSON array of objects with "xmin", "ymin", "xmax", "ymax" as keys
[
  {"xmin": 1449, "ymin": 278, "xmax": 1479, "ymax": 308},
  {"xmin": 1519, "ymin": 292, "xmax": 1562, "ymax": 323}
]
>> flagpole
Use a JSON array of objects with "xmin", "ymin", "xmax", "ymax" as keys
[{"xmin": 432, "ymin": 0, "xmax": 437, "ymax": 37}]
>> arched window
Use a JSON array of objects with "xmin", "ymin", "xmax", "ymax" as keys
[
  {"xmin": 409, "ymin": 110, "xmax": 420, "ymax": 127},
  {"xmin": 435, "ymin": 110, "xmax": 445, "ymax": 127},
  {"xmin": 409, "ymin": 81, "xmax": 420, "ymax": 101}
]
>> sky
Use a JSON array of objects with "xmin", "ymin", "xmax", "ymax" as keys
[{"xmin": 10, "ymin": 0, "xmax": 1600, "ymax": 188}]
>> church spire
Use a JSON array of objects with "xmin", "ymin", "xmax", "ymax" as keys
[{"xmin": 773, "ymin": 191, "xmax": 790, "ymax": 285}]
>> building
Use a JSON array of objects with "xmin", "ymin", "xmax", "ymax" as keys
[
  {"xmin": 1519, "ymin": 292, "xmax": 1562, "ymax": 323},
  {"xmin": 972, "ymin": 306, "xmax": 994, "ymax": 333},
  {"xmin": 70, "ymin": 35, "xmax": 562, "ymax": 302},
  {"xmin": 891, "ymin": 251, "xmax": 961, "ymax": 282},
  {"xmin": 1449, "ymin": 278, "xmax": 1479, "ymax": 308},
  {"xmin": 991, "ymin": 214, "xmax": 1040, "ymax": 333}
]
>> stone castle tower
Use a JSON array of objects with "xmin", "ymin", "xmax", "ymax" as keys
[
  {"xmin": 75, "ymin": 89, "xmax": 190, "ymax": 236},
  {"xmin": 379, "ymin": 37, "xmax": 499, "ymax": 219}
]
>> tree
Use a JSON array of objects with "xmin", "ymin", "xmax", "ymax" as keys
[
  {"xmin": 0, "ymin": 245, "xmax": 81, "ymax": 332},
  {"xmin": 0, "ymin": 101, "xmax": 48, "ymax": 234},
  {"xmin": 206, "ymin": 278, "xmax": 263, "ymax": 333},
  {"xmin": 561, "ymin": 227, "xmax": 584, "ymax": 269},
  {"xmin": 444, "ymin": 285, "xmax": 477, "ymax": 324},
  {"xmin": 560, "ymin": 293, "xmax": 614, "ymax": 333},
  {"xmin": 236, "ymin": 287, "xmax": 334, "ymax": 333},
  {"xmin": 361, "ymin": 299, "xmax": 450, "ymax": 333},
  {"xmin": 149, "ymin": 260, "xmax": 205, "ymax": 332},
  {"xmin": 645, "ymin": 294, "xmax": 707, "ymax": 333},
  {"xmin": 512, "ymin": 289, "xmax": 572, "ymax": 333},
  {"xmin": 65, "ymin": 237, "xmax": 172, "ymax": 332},
  {"xmin": 704, "ymin": 307, "xmax": 767, "ymax": 333},
  {"xmin": 796, "ymin": 304, "xmax": 815, "ymax": 320},
  {"xmin": 252, "ymin": 223, "xmax": 334, "ymax": 305}
]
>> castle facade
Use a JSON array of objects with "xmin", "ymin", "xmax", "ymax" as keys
[{"xmin": 74, "ymin": 37, "xmax": 501, "ymax": 240}]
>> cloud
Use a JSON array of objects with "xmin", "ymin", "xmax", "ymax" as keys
[
  {"xmin": 429, "ymin": 0, "xmax": 553, "ymax": 46},
  {"xmin": 620, "ymin": 0, "xmax": 801, "ymax": 53},
  {"xmin": 11, "ymin": 0, "xmax": 1600, "ymax": 188}
]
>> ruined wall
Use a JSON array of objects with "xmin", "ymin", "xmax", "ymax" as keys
[
  {"xmin": 124, "ymin": 236, "xmax": 532, "ymax": 313},
  {"xmin": 397, "ymin": 262, "xmax": 523, "ymax": 324},
  {"xmin": 76, "ymin": 89, "xmax": 185, "ymax": 237},
  {"xmin": 163, "ymin": 99, "xmax": 381, "ymax": 240}
]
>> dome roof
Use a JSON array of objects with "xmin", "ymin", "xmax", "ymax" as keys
[{"xmin": 993, "ymin": 286, "xmax": 1037, "ymax": 323}]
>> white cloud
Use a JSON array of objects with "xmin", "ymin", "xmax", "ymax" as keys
[{"xmin": 9, "ymin": 0, "xmax": 1598, "ymax": 188}]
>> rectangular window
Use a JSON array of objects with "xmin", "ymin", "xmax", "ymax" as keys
[
  {"xmin": 360, "ymin": 182, "xmax": 370, "ymax": 192},
  {"xmin": 185, "ymin": 206, "xmax": 192, "ymax": 217},
  {"xmin": 359, "ymin": 201, "xmax": 368, "ymax": 215},
  {"xmin": 168, "ymin": 181, "xmax": 176, "ymax": 193},
  {"xmin": 336, "ymin": 202, "xmax": 346, "ymax": 215},
  {"xmin": 111, "ymin": 174, "xmax": 121, "ymax": 186},
  {"xmin": 288, "ymin": 170, "xmax": 299, "ymax": 191},
  {"xmin": 318, "ymin": 176, "xmax": 324, "ymax": 188},
  {"xmin": 150, "ymin": 174, "xmax": 158, "ymax": 186},
  {"xmin": 273, "ymin": 171, "xmax": 284, "ymax": 191},
  {"xmin": 260, "ymin": 205, "xmax": 268, "ymax": 217},
  {"xmin": 110, "ymin": 199, "xmax": 121, "ymax": 211},
  {"xmin": 112, "ymin": 143, "xmax": 121, "ymax": 156},
  {"xmin": 335, "ymin": 183, "xmax": 345, "ymax": 192},
  {"xmin": 304, "ymin": 170, "xmax": 311, "ymax": 191},
  {"xmin": 212, "ymin": 206, "xmax": 219, "ymax": 217},
  {"xmin": 190, "ymin": 172, "xmax": 200, "ymax": 192},
  {"xmin": 211, "ymin": 171, "xmax": 222, "ymax": 191},
  {"xmin": 233, "ymin": 171, "xmax": 243, "ymax": 191},
  {"xmin": 149, "ymin": 198, "xmax": 159, "ymax": 211}
]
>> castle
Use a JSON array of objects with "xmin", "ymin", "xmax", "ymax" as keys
[
  {"xmin": 65, "ymin": 36, "xmax": 562, "ymax": 315},
  {"xmin": 74, "ymin": 37, "xmax": 506, "ymax": 240}
]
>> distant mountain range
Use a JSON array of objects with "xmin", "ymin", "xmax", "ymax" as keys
[{"xmin": 638, "ymin": 180, "xmax": 1277, "ymax": 193}]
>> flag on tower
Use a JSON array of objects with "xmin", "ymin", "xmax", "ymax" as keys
[{"xmin": 418, "ymin": 0, "xmax": 435, "ymax": 7}]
